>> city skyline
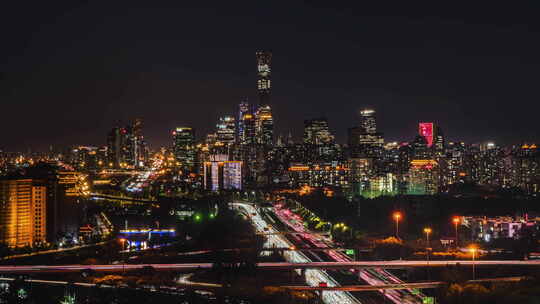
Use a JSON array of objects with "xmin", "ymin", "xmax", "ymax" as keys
[
  {"xmin": 2, "ymin": 2, "xmax": 540, "ymax": 151},
  {"xmin": 1, "ymin": 3, "xmax": 540, "ymax": 303}
]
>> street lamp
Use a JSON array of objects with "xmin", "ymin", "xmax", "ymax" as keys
[
  {"xmin": 119, "ymin": 238, "xmax": 127, "ymax": 251},
  {"xmin": 423, "ymin": 227, "xmax": 432, "ymax": 248},
  {"xmin": 393, "ymin": 212, "xmax": 402, "ymax": 238},
  {"xmin": 119, "ymin": 238, "xmax": 127, "ymax": 274},
  {"xmin": 469, "ymin": 245, "xmax": 478, "ymax": 280},
  {"xmin": 423, "ymin": 227, "xmax": 432, "ymax": 280},
  {"xmin": 452, "ymin": 217, "xmax": 460, "ymax": 247}
]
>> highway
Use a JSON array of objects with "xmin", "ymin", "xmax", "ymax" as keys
[
  {"xmin": 0, "ymin": 276, "xmax": 525, "ymax": 294},
  {"xmin": 283, "ymin": 276, "xmax": 526, "ymax": 291},
  {"xmin": 272, "ymin": 204, "xmax": 424, "ymax": 304},
  {"xmin": 232, "ymin": 202, "xmax": 362, "ymax": 304},
  {"xmin": 91, "ymin": 158, "xmax": 163, "ymax": 203}
]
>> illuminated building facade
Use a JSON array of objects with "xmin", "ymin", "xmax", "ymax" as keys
[
  {"xmin": 237, "ymin": 100, "xmax": 250, "ymax": 145},
  {"xmin": 360, "ymin": 109, "xmax": 377, "ymax": 134},
  {"xmin": 107, "ymin": 126, "xmax": 127, "ymax": 168},
  {"xmin": 434, "ymin": 126, "xmax": 445, "ymax": 154},
  {"xmin": 368, "ymin": 173, "xmax": 397, "ymax": 197},
  {"xmin": 173, "ymin": 127, "xmax": 196, "ymax": 172},
  {"xmin": 106, "ymin": 119, "xmax": 147, "ymax": 169},
  {"xmin": 287, "ymin": 162, "xmax": 349, "ymax": 188},
  {"xmin": 256, "ymin": 51, "xmax": 272, "ymax": 106},
  {"xmin": 128, "ymin": 118, "xmax": 148, "ymax": 168},
  {"xmin": 348, "ymin": 158, "xmax": 374, "ymax": 195},
  {"xmin": 216, "ymin": 116, "xmax": 236, "ymax": 145},
  {"xmin": 411, "ymin": 135, "xmax": 433, "ymax": 160},
  {"xmin": 470, "ymin": 143, "xmax": 504, "ymax": 187},
  {"xmin": 503, "ymin": 144, "xmax": 539, "ymax": 194},
  {"xmin": 0, "ymin": 179, "xmax": 46, "ymax": 247},
  {"xmin": 303, "ymin": 117, "xmax": 337, "ymax": 161},
  {"xmin": 419, "ymin": 122, "xmax": 435, "ymax": 148},
  {"xmin": 407, "ymin": 159, "xmax": 439, "ymax": 195},
  {"xmin": 444, "ymin": 142, "xmax": 469, "ymax": 185},
  {"xmin": 255, "ymin": 105, "xmax": 274, "ymax": 146},
  {"xmin": 349, "ymin": 109, "xmax": 384, "ymax": 158},
  {"xmin": 22, "ymin": 164, "xmax": 88, "ymax": 243},
  {"xmin": 303, "ymin": 117, "xmax": 334, "ymax": 145},
  {"xmin": 203, "ymin": 155, "xmax": 243, "ymax": 191},
  {"xmin": 241, "ymin": 113, "xmax": 256, "ymax": 146},
  {"xmin": 72, "ymin": 146, "xmax": 97, "ymax": 170}
]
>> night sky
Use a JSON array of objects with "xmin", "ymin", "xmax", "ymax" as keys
[{"xmin": 1, "ymin": 1, "xmax": 540, "ymax": 151}]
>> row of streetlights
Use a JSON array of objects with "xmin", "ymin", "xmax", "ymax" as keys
[
  {"xmin": 392, "ymin": 212, "xmax": 480, "ymax": 278},
  {"xmin": 391, "ymin": 211, "xmax": 461, "ymax": 247}
]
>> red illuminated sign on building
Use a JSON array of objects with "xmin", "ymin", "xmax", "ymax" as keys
[{"xmin": 419, "ymin": 123, "xmax": 434, "ymax": 147}]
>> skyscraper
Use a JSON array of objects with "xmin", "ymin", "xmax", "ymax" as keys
[
  {"xmin": 256, "ymin": 51, "xmax": 272, "ymax": 106},
  {"xmin": 360, "ymin": 109, "xmax": 377, "ymax": 134},
  {"xmin": 216, "ymin": 116, "xmax": 236, "ymax": 145},
  {"xmin": 106, "ymin": 126, "xmax": 128, "ymax": 168},
  {"xmin": 349, "ymin": 109, "xmax": 384, "ymax": 158},
  {"xmin": 173, "ymin": 127, "xmax": 196, "ymax": 172},
  {"xmin": 303, "ymin": 117, "xmax": 334, "ymax": 145},
  {"xmin": 130, "ymin": 118, "xmax": 148, "ymax": 167},
  {"xmin": 237, "ymin": 100, "xmax": 250, "ymax": 145},
  {"xmin": 255, "ymin": 105, "xmax": 274, "ymax": 146},
  {"xmin": 242, "ymin": 113, "xmax": 257, "ymax": 146},
  {"xmin": 434, "ymin": 126, "xmax": 445, "ymax": 154},
  {"xmin": 419, "ymin": 122, "xmax": 435, "ymax": 148},
  {"xmin": 106, "ymin": 119, "xmax": 147, "ymax": 169}
]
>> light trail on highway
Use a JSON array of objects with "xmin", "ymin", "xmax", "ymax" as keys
[
  {"xmin": 273, "ymin": 204, "xmax": 424, "ymax": 304},
  {"xmin": 232, "ymin": 202, "xmax": 362, "ymax": 304}
]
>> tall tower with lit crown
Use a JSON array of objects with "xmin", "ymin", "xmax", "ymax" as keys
[
  {"xmin": 255, "ymin": 51, "xmax": 273, "ymax": 146},
  {"xmin": 256, "ymin": 51, "xmax": 272, "ymax": 106}
]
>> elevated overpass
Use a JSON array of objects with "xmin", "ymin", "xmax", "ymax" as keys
[{"xmin": 0, "ymin": 260, "xmax": 539, "ymax": 274}]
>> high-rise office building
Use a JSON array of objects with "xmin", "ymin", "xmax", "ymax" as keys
[
  {"xmin": 106, "ymin": 119, "xmax": 147, "ymax": 169},
  {"xmin": 173, "ymin": 127, "xmax": 196, "ymax": 172},
  {"xmin": 107, "ymin": 126, "xmax": 127, "ymax": 168},
  {"xmin": 256, "ymin": 51, "xmax": 272, "ymax": 106},
  {"xmin": 255, "ymin": 105, "xmax": 274, "ymax": 146},
  {"xmin": 216, "ymin": 116, "xmax": 236, "ymax": 145},
  {"xmin": 130, "ymin": 118, "xmax": 148, "ymax": 168},
  {"xmin": 72, "ymin": 146, "xmax": 98, "ymax": 170},
  {"xmin": 303, "ymin": 117, "xmax": 334, "ymax": 145},
  {"xmin": 242, "ymin": 113, "xmax": 257, "ymax": 146},
  {"xmin": 360, "ymin": 109, "xmax": 377, "ymax": 134},
  {"xmin": 349, "ymin": 109, "xmax": 384, "ymax": 158},
  {"xmin": 303, "ymin": 117, "xmax": 336, "ymax": 161},
  {"xmin": 434, "ymin": 126, "xmax": 445, "ymax": 154},
  {"xmin": 419, "ymin": 123, "xmax": 435, "ymax": 148},
  {"xmin": 237, "ymin": 100, "xmax": 250, "ymax": 145},
  {"xmin": 412, "ymin": 135, "xmax": 432, "ymax": 159},
  {"xmin": 0, "ymin": 178, "xmax": 46, "ymax": 247}
]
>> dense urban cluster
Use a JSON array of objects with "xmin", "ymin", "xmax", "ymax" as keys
[{"xmin": 1, "ymin": 51, "xmax": 539, "ymax": 250}]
